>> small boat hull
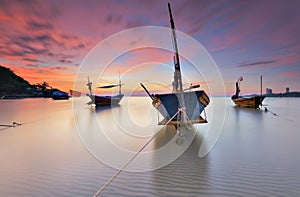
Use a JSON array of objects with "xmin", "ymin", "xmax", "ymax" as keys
[
  {"xmin": 88, "ymin": 94, "xmax": 124, "ymax": 106},
  {"xmin": 232, "ymin": 95, "xmax": 265, "ymax": 108},
  {"xmin": 52, "ymin": 96, "xmax": 69, "ymax": 100},
  {"xmin": 152, "ymin": 90, "xmax": 209, "ymax": 124},
  {"xmin": 52, "ymin": 91, "xmax": 69, "ymax": 100}
]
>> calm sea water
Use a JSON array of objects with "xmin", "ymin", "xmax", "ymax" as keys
[{"xmin": 0, "ymin": 97, "xmax": 300, "ymax": 196}]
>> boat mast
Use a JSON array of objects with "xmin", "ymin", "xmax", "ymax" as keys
[
  {"xmin": 87, "ymin": 76, "xmax": 92, "ymax": 95},
  {"xmin": 260, "ymin": 75, "xmax": 262, "ymax": 107},
  {"xmin": 168, "ymin": 3, "xmax": 183, "ymax": 94},
  {"xmin": 235, "ymin": 76, "xmax": 243, "ymax": 97},
  {"xmin": 119, "ymin": 72, "xmax": 121, "ymax": 95},
  {"xmin": 168, "ymin": 3, "xmax": 187, "ymax": 124}
]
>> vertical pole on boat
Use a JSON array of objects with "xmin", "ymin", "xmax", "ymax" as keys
[
  {"xmin": 172, "ymin": 56, "xmax": 178, "ymax": 92},
  {"xmin": 119, "ymin": 72, "xmax": 121, "ymax": 95},
  {"xmin": 168, "ymin": 3, "xmax": 187, "ymax": 125},
  {"xmin": 87, "ymin": 76, "xmax": 92, "ymax": 95},
  {"xmin": 260, "ymin": 75, "xmax": 262, "ymax": 107},
  {"xmin": 168, "ymin": 3, "xmax": 181, "ymax": 93}
]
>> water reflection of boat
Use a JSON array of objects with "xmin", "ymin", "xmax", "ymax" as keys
[
  {"xmin": 152, "ymin": 126, "xmax": 208, "ymax": 196},
  {"xmin": 231, "ymin": 76, "xmax": 265, "ymax": 108},
  {"xmin": 86, "ymin": 76, "xmax": 124, "ymax": 106},
  {"xmin": 141, "ymin": 3, "xmax": 210, "ymax": 126}
]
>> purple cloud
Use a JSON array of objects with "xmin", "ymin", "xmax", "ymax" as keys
[{"xmin": 238, "ymin": 60, "xmax": 276, "ymax": 67}]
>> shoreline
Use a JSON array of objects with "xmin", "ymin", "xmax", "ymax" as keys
[{"xmin": 0, "ymin": 94, "xmax": 51, "ymax": 99}]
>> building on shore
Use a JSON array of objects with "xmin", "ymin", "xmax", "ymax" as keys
[{"xmin": 266, "ymin": 88, "xmax": 272, "ymax": 95}]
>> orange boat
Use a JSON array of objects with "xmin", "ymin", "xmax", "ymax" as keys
[
  {"xmin": 231, "ymin": 76, "xmax": 265, "ymax": 108},
  {"xmin": 232, "ymin": 96, "xmax": 265, "ymax": 108}
]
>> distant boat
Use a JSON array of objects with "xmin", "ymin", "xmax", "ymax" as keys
[
  {"xmin": 51, "ymin": 90, "xmax": 69, "ymax": 100},
  {"xmin": 86, "ymin": 76, "xmax": 124, "ymax": 106},
  {"xmin": 70, "ymin": 89, "xmax": 81, "ymax": 97},
  {"xmin": 231, "ymin": 76, "xmax": 265, "ymax": 108},
  {"xmin": 140, "ymin": 3, "xmax": 210, "ymax": 126}
]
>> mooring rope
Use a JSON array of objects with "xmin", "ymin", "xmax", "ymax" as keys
[
  {"xmin": 0, "ymin": 122, "xmax": 22, "ymax": 127},
  {"xmin": 0, "ymin": 106, "xmax": 76, "ymax": 130},
  {"xmin": 263, "ymin": 107, "xmax": 278, "ymax": 116},
  {"xmin": 93, "ymin": 110, "xmax": 181, "ymax": 197}
]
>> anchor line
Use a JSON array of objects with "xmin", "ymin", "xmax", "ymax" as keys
[
  {"xmin": 93, "ymin": 110, "xmax": 181, "ymax": 197},
  {"xmin": 1, "ymin": 108, "xmax": 76, "ymax": 130},
  {"xmin": 204, "ymin": 108, "xmax": 207, "ymax": 121},
  {"xmin": 264, "ymin": 107, "xmax": 278, "ymax": 116},
  {"xmin": 176, "ymin": 108, "xmax": 193, "ymax": 130},
  {"xmin": 0, "ymin": 122, "xmax": 22, "ymax": 127},
  {"xmin": 157, "ymin": 109, "xmax": 160, "ymax": 124}
]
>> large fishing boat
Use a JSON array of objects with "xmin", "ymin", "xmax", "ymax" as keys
[
  {"xmin": 141, "ymin": 3, "xmax": 210, "ymax": 126},
  {"xmin": 231, "ymin": 76, "xmax": 265, "ymax": 108},
  {"xmin": 86, "ymin": 77, "xmax": 124, "ymax": 106}
]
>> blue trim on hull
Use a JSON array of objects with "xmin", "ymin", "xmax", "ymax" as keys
[{"xmin": 155, "ymin": 90, "xmax": 207, "ymax": 120}]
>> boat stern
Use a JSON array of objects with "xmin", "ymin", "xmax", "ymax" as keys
[{"xmin": 152, "ymin": 90, "xmax": 209, "ymax": 124}]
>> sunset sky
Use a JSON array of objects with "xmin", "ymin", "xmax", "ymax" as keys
[{"xmin": 1, "ymin": 0, "xmax": 299, "ymax": 96}]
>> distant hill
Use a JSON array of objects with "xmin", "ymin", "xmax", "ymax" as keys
[
  {"xmin": 0, "ymin": 65, "xmax": 34, "ymax": 96},
  {"xmin": 0, "ymin": 65, "xmax": 67, "ymax": 98}
]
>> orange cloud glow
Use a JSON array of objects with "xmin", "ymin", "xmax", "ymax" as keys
[{"xmin": 11, "ymin": 65, "xmax": 77, "ymax": 92}]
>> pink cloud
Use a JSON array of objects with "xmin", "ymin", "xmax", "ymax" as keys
[
  {"xmin": 278, "ymin": 71, "xmax": 300, "ymax": 78},
  {"xmin": 1, "ymin": 1, "xmax": 299, "ymax": 95}
]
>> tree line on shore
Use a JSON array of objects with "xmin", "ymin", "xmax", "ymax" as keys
[{"xmin": 0, "ymin": 65, "xmax": 63, "ymax": 98}]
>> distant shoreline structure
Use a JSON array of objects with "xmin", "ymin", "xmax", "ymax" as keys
[
  {"xmin": 265, "ymin": 91, "xmax": 300, "ymax": 97},
  {"xmin": 242, "ymin": 92, "xmax": 300, "ymax": 98}
]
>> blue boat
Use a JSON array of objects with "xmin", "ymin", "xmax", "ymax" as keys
[
  {"xmin": 153, "ymin": 90, "xmax": 209, "ymax": 125},
  {"xmin": 51, "ymin": 90, "xmax": 69, "ymax": 100},
  {"xmin": 141, "ymin": 3, "xmax": 210, "ymax": 126}
]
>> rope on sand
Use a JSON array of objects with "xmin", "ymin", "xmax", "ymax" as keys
[
  {"xmin": 93, "ymin": 110, "xmax": 181, "ymax": 197},
  {"xmin": 0, "ymin": 122, "xmax": 22, "ymax": 127},
  {"xmin": 264, "ymin": 107, "xmax": 278, "ymax": 116}
]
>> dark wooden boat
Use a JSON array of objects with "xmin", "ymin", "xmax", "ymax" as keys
[
  {"xmin": 86, "ymin": 77, "xmax": 124, "ymax": 106},
  {"xmin": 231, "ymin": 76, "xmax": 265, "ymax": 108},
  {"xmin": 232, "ymin": 96, "xmax": 265, "ymax": 108},
  {"xmin": 140, "ymin": 3, "xmax": 210, "ymax": 126},
  {"xmin": 87, "ymin": 94, "xmax": 124, "ymax": 106}
]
